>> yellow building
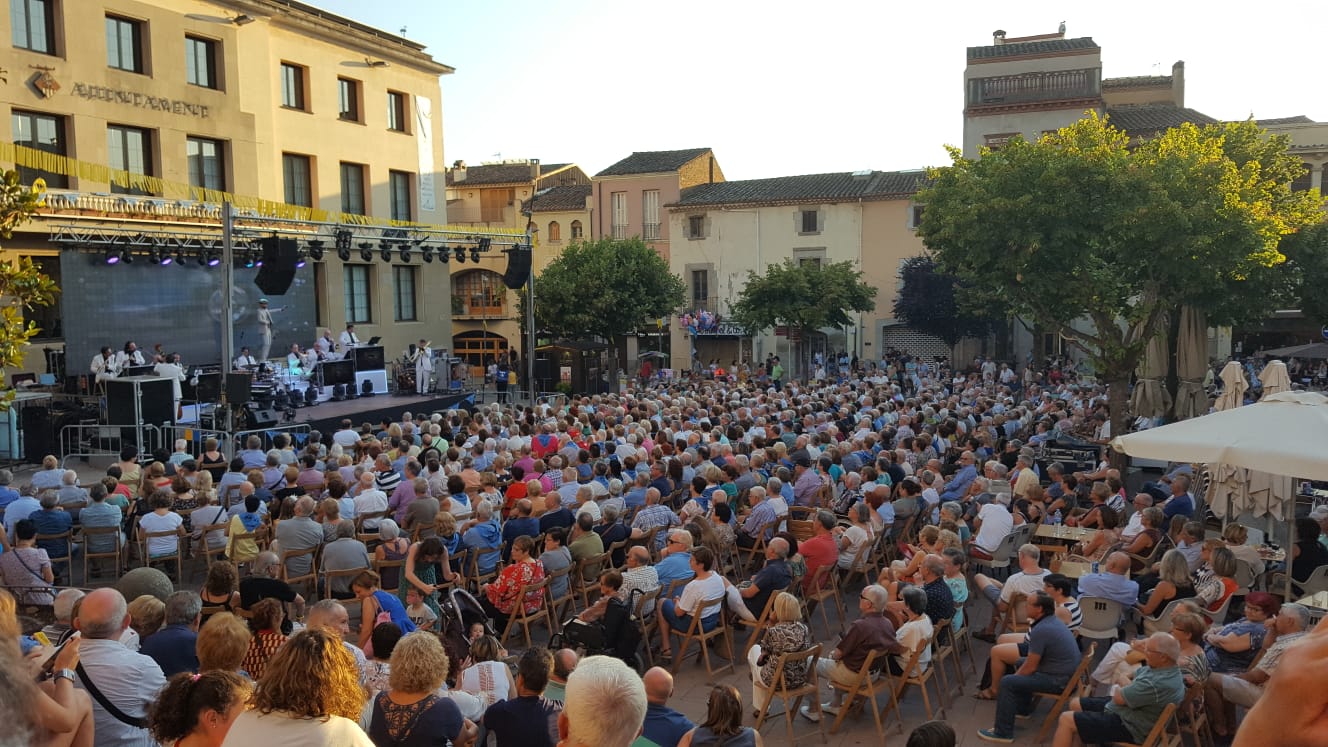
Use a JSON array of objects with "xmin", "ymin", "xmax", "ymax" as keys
[
  {"xmin": 443, "ymin": 159, "xmax": 587, "ymax": 373},
  {"xmin": 1, "ymin": 0, "xmax": 458, "ymax": 378}
]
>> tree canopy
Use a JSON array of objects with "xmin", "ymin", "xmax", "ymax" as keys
[
  {"xmin": 0, "ymin": 171, "xmax": 58, "ymax": 411},
  {"xmin": 533, "ymin": 236, "xmax": 685, "ymax": 349},
  {"xmin": 893, "ymin": 254, "xmax": 1001, "ymax": 346},
  {"xmin": 917, "ymin": 113, "xmax": 1322, "ymax": 434}
]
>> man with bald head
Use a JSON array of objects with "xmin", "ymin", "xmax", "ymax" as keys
[
  {"xmin": 544, "ymin": 648, "xmax": 578, "ymax": 703},
  {"xmin": 1077, "ymin": 551, "xmax": 1140, "ymax": 607},
  {"xmin": 640, "ymin": 667, "xmax": 694, "ymax": 747},
  {"xmin": 72, "ymin": 588, "xmax": 167, "ymax": 747},
  {"xmin": 305, "ymin": 599, "xmax": 369, "ymax": 684}
]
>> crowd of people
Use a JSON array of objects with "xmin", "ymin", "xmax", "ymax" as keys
[{"xmin": 0, "ymin": 350, "xmax": 1324, "ymax": 747}]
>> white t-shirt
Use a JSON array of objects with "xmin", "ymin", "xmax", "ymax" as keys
[
  {"xmin": 575, "ymin": 501, "xmax": 602, "ymax": 522},
  {"xmin": 678, "ymin": 572, "xmax": 727, "ymax": 617},
  {"xmin": 353, "ymin": 489, "xmax": 388, "ymax": 528},
  {"xmin": 139, "ymin": 511, "xmax": 183, "ymax": 557},
  {"xmin": 896, "ymin": 615, "xmax": 935, "ymax": 674},
  {"xmin": 837, "ymin": 525, "xmax": 872, "ymax": 570},
  {"xmin": 973, "ymin": 502, "xmax": 1013, "ymax": 553},
  {"xmin": 221, "ymin": 711, "xmax": 373, "ymax": 747},
  {"xmin": 1000, "ymin": 569, "xmax": 1051, "ymax": 604}
]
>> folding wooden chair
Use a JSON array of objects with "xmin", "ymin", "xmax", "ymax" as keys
[
  {"xmin": 893, "ymin": 637, "xmax": 945, "ymax": 720},
  {"xmin": 827, "ymin": 648, "xmax": 905, "ymax": 739},
  {"xmin": 499, "ymin": 576, "xmax": 553, "ymax": 649},
  {"xmin": 373, "ymin": 556, "xmax": 405, "ymax": 593},
  {"xmin": 355, "ymin": 510, "xmax": 388, "ymax": 550},
  {"xmin": 1032, "ymin": 643, "xmax": 1096, "ymax": 744},
  {"xmin": 1119, "ymin": 702, "xmax": 1181, "ymax": 747},
  {"xmin": 320, "ymin": 566, "xmax": 368, "ymax": 601},
  {"xmin": 667, "ymin": 596, "xmax": 735, "ymax": 678},
  {"xmin": 930, "ymin": 618, "xmax": 963, "ymax": 702},
  {"xmin": 466, "ymin": 546, "xmax": 503, "ymax": 594},
  {"xmin": 573, "ymin": 551, "xmax": 611, "ymax": 611},
  {"xmin": 36, "ymin": 530, "xmax": 75, "ymax": 584},
  {"xmin": 753, "ymin": 644, "xmax": 826, "ymax": 746},
  {"xmin": 634, "ymin": 585, "xmax": 664, "ymax": 667},
  {"xmin": 734, "ymin": 588, "xmax": 783, "ymax": 661},
  {"xmin": 736, "ymin": 519, "xmax": 779, "ymax": 575},
  {"xmin": 950, "ymin": 601, "xmax": 979, "ymax": 675},
  {"xmin": 279, "ymin": 546, "xmax": 319, "ymax": 596},
  {"xmin": 1176, "ymin": 681, "xmax": 1211, "ymax": 747},
  {"xmin": 839, "ymin": 541, "xmax": 875, "ymax": 592},
  {"xmin": 139, "ymin": 529, "xmax": 185, "ymax": 581},
  {"xmin": 80, "ymin": 526, "xmax": 123, "ymax": 584},
  {"xmin": 998, "ymin": 591, "xmax": 1031, "ymax": 636},
  {"xmin": 193, "ymin": 521, "xmax": 229, "ymax": 579},
  {"xmin": 803, "ymin": 565, "xmax": 845, "ymax": 637},
  {"xmin": 544, "ymin": 564, "xmax": 577, "ymax": 627}
]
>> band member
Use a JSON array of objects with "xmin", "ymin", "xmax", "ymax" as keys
[
  {"xmin": 151, "ymin": 343, "xmax": 167, "ymax": 364},
  {"xmin": 314, "ymin": 328, "xmax": 339, "ymax": 360},
  {"xmin": 113, "ymin": 341, "xmax": 145, "ymax": 371},
  {"xmin": 257, "ymin": 299, "xmax": 279, "ymax": 361},
  {"xmin": 91, "ymin": 346, "xmax": 119, "ymax": 382},
  {"xmin": 339, "ymin": 323, "xmax": 360, "ymax": 349},
  {"xmin": 287, "ymin": 343, "xmax": 316, "ymax": 375},
  {"xmin": 234, "ymin": 347, "xmax": 259, "ymax": 370},
  {"xmin": 153, "ymin": 352, "xmax": 187, "ymax": 417},
  {"xmin": 414, "ymin": 339, "xmax": 433, "ymax": 395}
]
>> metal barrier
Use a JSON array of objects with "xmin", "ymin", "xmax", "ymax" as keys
[
  {"xmin": 159, "ymin": 425, "xmax": 232, "ymax": 460},
  {"xmin": 232, "ymin": 423, "xmax": 312, "ymax": 454},
  {"xmin": 59, "ymin": 423, "xmax": 163, "ymax": 468}
]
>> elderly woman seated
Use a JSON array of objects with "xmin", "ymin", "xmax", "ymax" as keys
[{"xmin": 1205, "ymin": 602, "xmax": 1313, "ymax": 738}]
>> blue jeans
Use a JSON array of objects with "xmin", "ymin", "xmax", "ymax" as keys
[
  {"xmin": 993, "ymin": 670, "xmax": 1066, "ymax": 737},
  {"xmin": 660, "ymin": 598, "xmax": 718, "ymax": 635}
]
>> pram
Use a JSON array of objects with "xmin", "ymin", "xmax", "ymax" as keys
[{"xmin": 438, "ymin": 587, "xmax": 492, "ymax": 685}]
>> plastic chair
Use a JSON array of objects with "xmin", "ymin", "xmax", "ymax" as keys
[
  {"xmin": 1141, "ymin": 598, "xmax": 1187, "ymax": 635},
  {"xmin": 827, "ymin": 648, "xmax": 905, "ymax": 739},
  {"xmin": 753, "ymin": 644, "xmax": 826, "ymax": 746},
  {"xmin": 970, "ymin": 531, "xmax": 1019, "ymax": 580},
  {"xmin": 1077, "ymin": 596, "xmax": 1126, "ymax": 648}
]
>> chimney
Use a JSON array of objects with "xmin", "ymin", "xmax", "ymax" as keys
[
  {"xmin": 452, "ymin": 160, "xmax": 467, "ymax": 182},
  {"xmin": 531, "ymin": 157, "xmax": 541, "ymax": 181},
  {"xmin": 993, "ymin": 29, "xmax": 1007, "ymax": 45},
  {"xmin": 1171, "ymin": 61, "xmax": 1185, "ymax": 107}
]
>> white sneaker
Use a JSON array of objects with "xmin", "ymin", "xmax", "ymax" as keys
[
  {"xmin": 821, "ymin": 701, "xmax": 840, "ymax": 716},
  {"xmin": 799, "ymin": 704, "xmax": 821, "ymax": 722}
]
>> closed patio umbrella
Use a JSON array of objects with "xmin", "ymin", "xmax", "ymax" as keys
[
  {"xmin": 1214, "ymin": 361, "xmax": 1247, "ymax": 412},
  {"xmin": 1259, "ymin": 360, "xmax": 1292, "ymax": 399},
  {"xmin": 1130, "ymin": 325, "xmax": 1172, "ymax": 421},
  {"xmin": 1173, "ymin": 307, "xmax": 1209, "ymax": 420}
]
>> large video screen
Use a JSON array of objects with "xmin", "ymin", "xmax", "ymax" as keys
[{"xmin": 61, "ymin": 252, "xmax": 317, "ymax": 370}]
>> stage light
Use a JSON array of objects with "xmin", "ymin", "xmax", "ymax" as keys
[
  {"xmin": 121, "ymin": 248, "xmax": 133, "ymax": 264},
  {"xmin": 205, "ymin": 251, "xmax": 220, "ymax": 267},
  {"xmin": 243, "ymin": 250, "xmax": 256, "ymax": 268},
  {"xmin": 361, "ymin": 379, "xmax": 375, "ymax": 397},
  {"xmin": 174, "ymin": 249, "xmax": 187, "ymax": 266},
  {"xmin": 338, "ymin": 245, "xmax": 351, "ymax": 261},
  {"xmin": 105, "ymin": 248, "xmax": 120, "ymax": 265},
  {"xmin": 358, "ymin": 242, "xmax": 373, "ymax": 262},
  {"xmin": 470, "ymin": 248, "xmax": 481, "ymax": 263},
  {"xmin": 379, "ymin": 242, "xmax": 393, "ymax": 262},
  {"xmin": 304, "ymin": 387, "xmax": 318, "ymax": 406},
  {"xmin": 439, "ymin": 244, "xmax": 450, "ymax": 263},
  {"xmin": 399, "ymin": 244, "xmax": 413, "ymax": 263},
  {"xmin": 308, "ymin": 240, "xmax": 325, "ymax": 261},
  {"xmin": 295, "ymin": 252, "xmax": 307, "ymax": 268},
  {"xmin": 420, "ymin": 246, "xmax": 433, "ymax": 263},
  {"xmin": 454, "ymin": 246, "xmax": 466, "ymax": 263},
  {"xmin": 478, "ymin": 237, "xmax": 492, "ymax": 252}
]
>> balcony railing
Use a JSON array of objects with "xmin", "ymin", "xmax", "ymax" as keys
[
  {"xmin": 611, "ymin": 224, "xmax": 628, "ymax": 239},
  {"xmin": 451, "ymin": 296, "xmax": 507, "ymax": 318},
  {"xmin": 643, "ymin": 222, "xmax": 661, "ymax": 240},
  {"xmin": 967, "ymin": 68, "xmax": 1100, "ymax": 108}
]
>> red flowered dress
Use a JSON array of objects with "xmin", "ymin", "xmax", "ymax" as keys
[{"xmin": 484, "ymin": 559, "xmax": 545, "ymax": 614}]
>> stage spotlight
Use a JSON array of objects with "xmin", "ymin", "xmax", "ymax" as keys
[
  {"xmin": 338, "ymin": 245, "xmax": 351, "ymax": 261},
  {"xmin": 361, "ymin": 379, "xmax": 375, "ymax": 397},
  {"xmin": 295, "ymin": 252, "xmax": 307, "ymax": 269},
  {"xmin": 332, "ymin": 383, "xmax": 346, "ymax": 401},
  {"xmin": 440, "ymin": 245, "xmax": 450, "ymax": 263},
  {"xmin": 121, "ymin": 248, "xmax": 133, "ymax": 264},
  {"xmin": 399, "ymin": 244, "xmax": 413, "ymax": 263},
  {"xmin": 478, "ymin": 237, "xmax": 492, "ymax": 252},
  {"xmin": 307, "ymin": 240, "xmax": 325, "ymax": 261},
  {"xmin": 454, "ymin": 246, "xmax": 466, "ymax": 263},
  {"xmin": 358, "ymin": 242, "xmax": 373, "ymax": 262},
  {"xmin": 205, "ymin": 251, "xmax": 221, "ymax": 267},
  {"xmin": 470, "ymin": 248, "xmax": 481, "ymax": 263},
  {"xmin": 243, "ymin": 250, "xmax": 256, "ymax": 268},
  {"xmin": 304, "ymin": 387, "xmax": 318, "ymax": 406},
  {"xmin": 174, "ymin": 249, "xmax": 187, "ymax": 266},
  {"xmin": 420, "ymin": 246, "xmax": 433, "ymax": 263},
  {"xmin": 105, "ymin": 248, "xmax": 120, "ymax": 265},
  {"xmin": 379, "ymin": 242, "xmax": 393, "ymax": 262}
]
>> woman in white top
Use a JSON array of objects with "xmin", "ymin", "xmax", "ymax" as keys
[
  {"xmin": 138, "ymin": 490, "xmax": 185, "ymax": 558},
  {"xmin": 835, "ymin": 503, "xmax": 875, "ymax": 571},
  {"xmin": 221, "ymin": 628, "xmax": 373, "ymax": 747},
  {"xmin": 658, "ymin": 546, "xmax": 727, "ymax": 662},
  {"xmin": 190, "ymin": 494, "xmax": 230, "ymax": 553},
  {"xmin": 894, "ymin": 586, "xmax": 934, "ymax": 676},
  {"xmin": 457, "ymin": 634, "xmax": 515, "ymax": 711}
]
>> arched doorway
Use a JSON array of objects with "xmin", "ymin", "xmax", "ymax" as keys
[{"xmin": 452, "ymin": 330, "xmax": 509, "ymax": 379}]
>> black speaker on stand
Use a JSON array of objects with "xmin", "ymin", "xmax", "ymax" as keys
[
  {"xmin": 254, "ymin": 237, "xmax": 300, "ymax": 295},
  {"xmin": 501, "ymin": 247, "xmax": 532, "ymax": 289}
]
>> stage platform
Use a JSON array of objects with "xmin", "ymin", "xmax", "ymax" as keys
[{"xmin": 276, "ymin": 389, "xmax": 476, "ymax": 435}]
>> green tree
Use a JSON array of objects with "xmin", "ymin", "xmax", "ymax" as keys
[
  {"xmin": 918, "ymin": 113, "xmax": 1322, "ymax": 438},
  {"xmin": 730, "ymin": 259, "xmax": 876, "ymax": 377},
  {"xmin": 533, "ymin": 237, "xmax": 685, "ymax": 364},
  {"xmin": 893, "ymin": 254, "xmax": 1002, "ymax": 347},
  {"xmin": 1278, "ymin": 218, "xmax": 1328, "ymax": 326},
  {"xmin": 0, "ymin": 171, "xmax": 58, "ymax": 411}
]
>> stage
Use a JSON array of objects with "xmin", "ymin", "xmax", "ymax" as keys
[{"xmin": 267, "ymin": 389, "xmax": 476, "ymax": 435}]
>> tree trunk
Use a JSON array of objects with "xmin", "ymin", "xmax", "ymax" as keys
[{"xmin": 1105, "ymin": 371, "xmax": 1131, "ymax": 471}]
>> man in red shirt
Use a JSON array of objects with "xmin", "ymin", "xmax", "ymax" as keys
[{"xmin": 800, "ymin": 510, "xmax": 841, "ymax": 595}]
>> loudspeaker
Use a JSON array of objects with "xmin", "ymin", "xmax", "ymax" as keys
[
  {"xmin": 533, "ymin": 357, "xmax": 552, "ymax": 382},
  {"xmin": 249, "ymin": 407, "xmax": 279, "ymax": 428},
  {"xmin": 105, "ymin": 377, "xmax": 176, "ymax": 426},
  {"xmin": 254, "ymin": 237, "xmax": 299, "ymax": 295},
  {"xmin": 21, "ymin": 406, "xmax": 53, "ymax": 464},
  {"xmin": 225, "ymin": 373, "xmax": 252, "ymax": 404},
  {"xmin": 501, "ymin": 247, "xmax": 532, "ymax": 289}
]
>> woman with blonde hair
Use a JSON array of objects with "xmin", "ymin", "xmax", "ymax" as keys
[
  {"xmin": 0, "ymin": 588, "xmax": 94, "ymax": 747},
  {"xmin": 746, "ymin": 592, "xmax": 813, "ymax": 716},
  {"xmin": 1139, "ymin": 549, "xmax": 1197, "ymax": 625},
  {"xmin": 221, "ymin": 628, "xmax": 372, "ymax": 746},
  {"xmin": 127, "ymin": 594, "xmax": 165, "ymax": 648},
  {"xmin": 196, "ymin": 612, "xmax": 252, "ymax": 674},
  {"xmin": 369, "ymin": 631, "xmax": 478, "ymax": 746}
]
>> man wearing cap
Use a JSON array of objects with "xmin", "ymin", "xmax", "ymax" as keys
[
  {"xmin": 257, "ymin": 298, "xmax": 275, "ymax": 361},
  {"xmin": 414, "ymin": 339, "xmax": 433, "ymax": 395}
]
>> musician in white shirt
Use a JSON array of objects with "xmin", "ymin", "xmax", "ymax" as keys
[
  {"xmin": 314, "ymin": 328, "xmax": 340, "ymax": 360},
  {"xmin": 112, "ymin": 341, "xmax": 145, "ymax": 371},
  {"xmin": 286, "ymin": 344, "xmax": 316, "ymax": 376},
  {"xmin": 414, "ymin": 339, "xmax": 434, "ymax": 395},
  {"xmin": 90, "ymin": 346, "xmax": 119, "ymax": 381},
  {"xmin": 256, "ymin": 299, "xmax": 278, "ymax": 361},
  {"xmin": 339, "ymin": 323, "xmax": 361, "ymax": 349},
  {"xmin": 153, "ymin": 353, "xmax": 187, "ymax": 415},
  {"xmin": 234, "ymin": 347, "xmax": 259, "ymax": 370}
]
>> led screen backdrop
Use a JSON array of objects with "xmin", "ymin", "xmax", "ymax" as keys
[{"xmin": 61, "ymin": 252, "xmax": 318, "ymax": 370}]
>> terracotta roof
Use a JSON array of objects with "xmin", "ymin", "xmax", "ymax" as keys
[
  {"xmin": 539, "ymin": 163, "xmax": 571, "ymax": 174},
  {"xmin": 524, "ymin": 184, "xmax": 592, "ymax": 213},
  {"xmin": 1106, "ymin": 104, "xmax": 1218, "ymax": 136},
  {"xmin": 1103, "ymin": 75, "xmax": 1172, "ymax": 89},
  {"xmin": 672, "ymin": 170, "xmax": 929, "ymax": 208},
  {"xmin": 967, "ymin": 37, "xmax": 1098, "ymax": 60},
  {"xmin": 1255, "ymin": 116, "xmax": 1315, "ymax": 126},
  {"xmin": 445, "ymin": 163, "xmax": 536, "ymax": 186},
  {"xmin": 596, "ymin": 148, "xmax": 712, "ymax": 177}
]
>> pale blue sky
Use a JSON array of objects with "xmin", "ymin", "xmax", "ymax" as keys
[{"xmin": 314, "ymin": 0, "xmax": 1325, "ymax": 179}]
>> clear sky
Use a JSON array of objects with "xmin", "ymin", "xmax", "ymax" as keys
[{"xmin": 312, "ymin": 0, "xmax": 1325, "ymax": 180}]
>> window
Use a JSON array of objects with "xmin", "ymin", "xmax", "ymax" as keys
[
  {"xmin": 452, "ymin": 271, "xmax": 506, "ymax": 316},
  {"xmin": 570, "ymin": 220, "xmax": 583, "ymax": 239},
  {"xmin": 343, "ymin": 265, "xmax": 372, "ymax": 323},
  {"xmin": 280, "ymin": 62, "xmax": 306, "ymax": 110},
  {"xmin": 12, "ymin": 0, "xmax": 56, "ymax": 54},
  {"xmin": 547, "ymin": 221, "xmax": 561, "ymax": 242},
  {"xmin": 11, "ymin": 110, "xmax": 67, "ymax": 188},
  {"xmin": 799, "ymin": 209, "xmax": 820, "ymax": 234},
  {"xmin": 282, "ymin": 153, "xmax": 312, "ymax": 207},
  {"xmin": 794, "ymin": 248, "xmax": 825, "ymax": 270},
  {"xmin": 339, "ymin": 162, "xmax": 365, "ymax": 215},
  {"xmin": 387, "ymin": 91, "xmax": 407, "ymax": 132},
  {"xmin": 393, "ymin": 266, "xmax": 418, "ymax": 321},
  {"xmin": 642, "ymin": 190, "xmax": 660, "ymax": 240},
  {"xmin": 610, "ymin": 191, "xmax": 628, "ymax": 239},
  {"xmin": 338, "ymin": 77, "xmax": 360, "ymax": 121},
  {"xmin": 388, "ymin": 171, "xmax": 412, "ymax": 221},
  {"xmin": 105, "ymin": 15, "xmax": 144, "ymax": 73},
  {"xmin": 184, "ymin": 36, "xmax": 217, "ymax": 89},
  {"xmin": 1291, "ymin": 163, "xmax": 1312, "ymax": 193},
  {"xmin": 691, "ymin": 269, "xmax": 709, "ymax": 308},
  {"xmin": 909, "ymin": 204, "xmax": 926, "ymax": 230},
  {"xmin": 107, "ymin": 125, "xmax": 152, "ymax": 195},
  {"xmin": 797, "ymin": 256, "xmax": 823, "ymax": 269},
  {"xmin": 186, "ymin": 136, "xmax": 224, "ymax": 191},
  {"xmin": 687, "ymin": 215, "xmax": 706, "ymax": 240}
]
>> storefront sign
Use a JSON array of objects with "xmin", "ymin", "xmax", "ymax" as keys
[{"xmin": 71, "ymin": 82, "xmax": 210, "ymax": 118}]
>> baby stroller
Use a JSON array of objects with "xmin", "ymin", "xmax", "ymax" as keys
[
  {"xmin": 554, "ymin": 589, "xmax": 646, "ymax": 672},
  {"xmin": 439, "ymin": 587, "xmax": 492, "ymax": 685}
]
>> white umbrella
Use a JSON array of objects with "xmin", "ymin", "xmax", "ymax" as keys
[
  {"xmin": 1130, "ymin": 327, "xmax": 1172, "ymax": 420},
  {"xmin": 1259, "ymin": 360, "xmax": 1292, "ymax": 399},
  {"xmin": 1205, "ymin": 462, "xmax": 1248, "ymax": 520},
  {"xmin": 1215, "ymin": 361, "xmax": 1247, "ymax": 412},
  {"xmin": 1173, "ymin": 307, "xmax": 1209, "ymax": 420}
]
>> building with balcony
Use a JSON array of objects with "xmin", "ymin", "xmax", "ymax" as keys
[
  {"xmin": 442, "ymin": 160, "xmax": 588, "ymax": 373},
  {"xmin": 1, "ymin": 0, "xmax": 453, "ymax": 375}
]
